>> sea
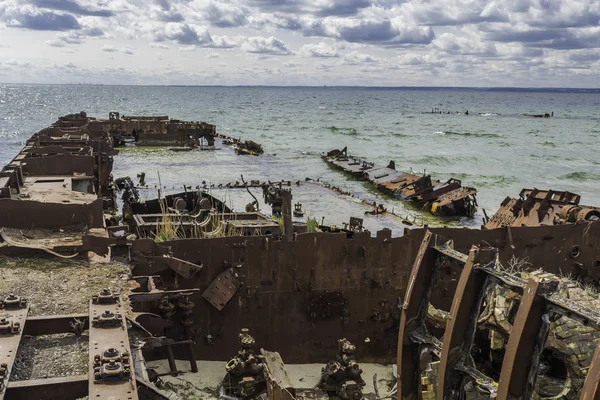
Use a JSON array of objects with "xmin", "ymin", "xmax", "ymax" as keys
[{"xmin": 1, "ymin": 84, "xmax": 599, "ymax": 236}]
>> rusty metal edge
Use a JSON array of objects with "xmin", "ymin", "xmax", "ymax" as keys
[
  {"xmin": 0, "ymin": 305, "xmax": 29, "ymax": 400},
  {"xmin": 5, "ymin": 375, "xmax": 87, "ymax": 400},
  {"xmin": 88, "ymin": 298, "xmax": 139, "ymax": 400},
  {"xmin": 23, "ymin": 314, "xmax": 88, "ymax": 336},
  {"xmin": 437, "ymin": 247, "xmax": 488, "ymax": 399}
]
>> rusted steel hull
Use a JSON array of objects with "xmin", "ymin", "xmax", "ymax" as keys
[{"xmin": 129, "ymin": 221, "xmax": 600, "ymax": 365}]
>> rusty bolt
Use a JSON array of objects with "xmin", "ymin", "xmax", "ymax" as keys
[
  {"xmin": 103, "ymin": 348, "xmax": 119, "ymax": 359},
  {"xmin": 105, "ymin": 360, "xmax": 120, "ymax": 370}
]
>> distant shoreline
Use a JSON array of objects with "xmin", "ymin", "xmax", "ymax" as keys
[{"xmin": 1, "ymin": 83, "xmax": 600, "ymax": 93}]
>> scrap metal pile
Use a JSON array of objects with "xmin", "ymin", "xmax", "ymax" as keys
[
  {"xmin": 483, "ymin": 188, "xmax": 600, "ymax": 229},
  {"xmin": 2, "ymin": 112, "xmax": 600, "ymax": 400}
]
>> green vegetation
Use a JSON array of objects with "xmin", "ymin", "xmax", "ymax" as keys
[{"xmin": 306, "ymin": 217, "xmax": 319, "ymax": 233}]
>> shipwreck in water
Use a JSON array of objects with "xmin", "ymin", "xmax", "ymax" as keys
[
  {"xmin": 41, "ymin": 111, "xmax": 263, "ymax": 154},
  {"xmin": 322, "ymin": 146, "xmax": 478, "ymax": 217},
  {"xmin": 1, "ymin": 112, "xmax": 600, "ymax": 400}
]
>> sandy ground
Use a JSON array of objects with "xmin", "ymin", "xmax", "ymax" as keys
[{"xmin": 150, "ymin": 359, "xmax": 396, "ymax": 400}]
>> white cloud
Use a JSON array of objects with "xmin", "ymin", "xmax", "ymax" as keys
[
  {"xmin": 343, "ymin": 51, "xmax": 378, "ymax": 64},
  {"xmin": 300, "ymin": 42, "xmax": 341, "ymax": 57},
  {"xmin": 2, "ymin": 0, "xmax": 600, "ymax": 86},
  {"xmin": 242, "ymin": 36, "xmax": 292, "ymax": 55}
]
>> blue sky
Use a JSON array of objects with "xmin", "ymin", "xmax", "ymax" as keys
[{"xmin": 1, "ymin": 0, "xmax": 599, "ymax": 86}]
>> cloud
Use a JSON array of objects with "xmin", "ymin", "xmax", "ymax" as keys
[
  {"xmin": 485, "ymin": 26, "xmax": 600, "ymax": 50},
  {"xmin": 150, "ymin": 42, "xmax": 169, "ymax": 49},
  {"xmin": 300, "ymin": 42, "xmax": 341, "ymax": 57},
  {"xmin": 203, "ymin": 1, "xmax": 248, "ymax": 28},
  {"xmin": 521, "ymin": 0, "xmax": 600, "ymax": 29},
  {"xmin": 28, "ymin": 0, "xmax": 113, "ymax": 17},
  {"xmin": 302, "ymin": 13, "xmax": 435, "ymax": 45},
  {"xmin": 154, "ymin": 23, "xmax": 238, "ymax": 48},
  {"xmin": 5, "ymin": 9, "xmax": 81, "ymax": 31},
  {"xmin": 342, "ymin": 51, "xmax": 378, "ymax": 64},
  {"xmin": 401, "ymin": 0, "xmax": 508, "ymax": 26},
  {"xmin": 248, "ymin": 12, "xmax": 302, "ymax": 30},
  {"xmin": 154, "ymin": 9, "xmax": 184, "ymax": 23},
  {"xmin": 433, "ymin": 32, "xmax": 497, "ymax": 56},
  {"xmin": 179, "ymin": 45, "xmax": 196, "ymax": 52},
  {"xmin": 5, "ymin": 0, "xmax": 600, "ymax": 87},
  {"xmin": 314, "ymin": 0, "xmax": 372, "ymax": 17},
  {"xmin": 157, "ymin": 23, "xmax": 212, "ymax": 45},
  {"xmin": 2, "ymin": 58, "xmax": 31, "ymax": 67},
  {"xmin": 102, "ymin": 44, "xmax": 134, "ymax": 54},
  {"xmin": 242, "ymin": 36, "xmax": 292, "ymax": 55},
  {"xmin": 394, "ymin": 53, "xmax": 447, "ymax": 68},
  {"xmin": 247, "ymin": 0, "xmax": 371, "ymax": 16},
  {"xmin": 44, "ymin": 26, "xmax": 104, "ymax": 46}
]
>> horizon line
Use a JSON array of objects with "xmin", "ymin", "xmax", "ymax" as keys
[{"xmin": 2, "ymin": 82, "xmax": 600, "ymax": 92}]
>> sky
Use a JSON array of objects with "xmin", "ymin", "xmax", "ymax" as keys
[{"xmin": 0, "ymin": 0, "xmax": 599, "ymax": 87}]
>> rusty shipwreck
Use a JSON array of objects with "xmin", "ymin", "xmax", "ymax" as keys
[{"xmin": 0, "ymin": 113, "xmax": 599, "ymax": 400}]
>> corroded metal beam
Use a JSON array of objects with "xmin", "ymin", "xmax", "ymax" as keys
[
  {"xmin": 88, "ymin": 290, "xmax": 139, "ymax": 400},
  {"xmin": 397, "ymin": 230, "xmax": 437, "ymax": 400},
  {"xmin": 497, "ymin": 279, "xmax": 552, "ymax": 400},
  {"xmin": 437, "ymin": 247, "xmax": 496, "ymax": 400},
  {"xmin": 0, "ymin": 297, "xmax": 29, "ymax": 400},
  {"xmin": 5, "ymin": 375, "xmax": 87, "ymax": 400}
]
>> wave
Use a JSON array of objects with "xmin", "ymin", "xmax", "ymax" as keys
[
  {"xmin": 325, "ymin": 126, "xmax": 358, "ymax": 135},
  {"xmin": 412, "ymin": 155, "xmax": 452, "ymax": 166},
  {"xmin": 540, "ymin": 141, "xmax": 556, "ymax": 147},
  {"xmin": 439, "ymin": 131, "xmax": 501, "ymax": 138},
  {"xmin": 558, "ymin": 171, "xmax": 600, "ymax": 181},
  {"xmin": 476, "ymin": 174, "xmax": 517, "ymax": 188}
]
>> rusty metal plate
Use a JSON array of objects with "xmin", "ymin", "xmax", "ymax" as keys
[
  {"xmin": 0, "ymin": 301, "xmax": 28, "ymax": 400},
  {"xmin": 88, "ymin": 293, "xmax": 138, "ymax": 400},
  {"xmin": 202, "ymin": 269, "xmax": 240, "ymax": 310},
  {"xmin": 261, "ymin": 350, "xmax": 293, "ymax": 389}
]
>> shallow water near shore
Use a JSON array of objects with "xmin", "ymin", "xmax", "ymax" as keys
[{"xmin": 1, "ymin": 84, "xmax": 599, "ymax": 235}]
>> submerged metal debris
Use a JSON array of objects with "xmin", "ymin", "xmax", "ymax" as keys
[{"xmin": 322, "ymin": 147, "xmax": 477, "ymax": 217}]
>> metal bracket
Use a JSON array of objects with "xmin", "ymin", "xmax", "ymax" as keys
[{"xmin": 88, "ymin": 289, "xmax": 138, "ymax": 399}]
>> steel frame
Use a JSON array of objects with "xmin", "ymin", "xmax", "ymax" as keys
[{"xmin": 397, "ymin": 231, "xmax": 600, "ymax": 400}]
